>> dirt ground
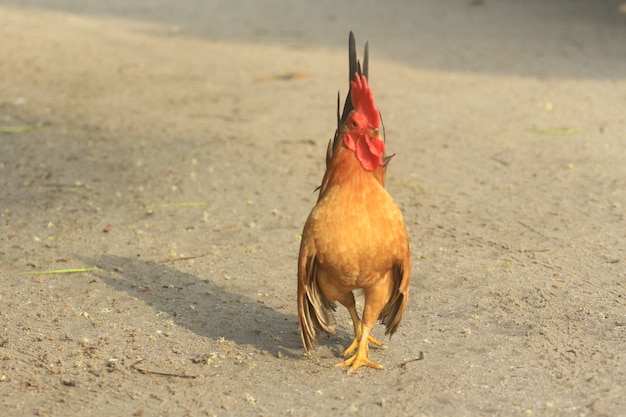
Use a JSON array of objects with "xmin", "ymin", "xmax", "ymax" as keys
[{"xmin": 1, "ymin": 1, "xmax": 625, "ymax": 416}]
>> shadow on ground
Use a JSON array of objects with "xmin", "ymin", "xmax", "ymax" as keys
[
  {"xmin": 80, "ymin": 254, "xmax": 350, "ymax": 357},
  {"xmin": 78, "ymin": 255, "xmax": 303, "ymax": 356}
]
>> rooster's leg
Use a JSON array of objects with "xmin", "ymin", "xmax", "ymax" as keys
[
  {"xmin": 337, "ymin": 323, "xmax": 383, "ymax": 372},
  {"xmin": 341, "ymin": 304, "xmax": 384, "ymax": 357},
  {"xmin": 338, "ymin": 280, "xmax": 392, "ymax": 372}
]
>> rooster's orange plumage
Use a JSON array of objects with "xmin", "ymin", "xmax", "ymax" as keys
[{"xmin": 297, "ymin": 32, "xmax": 411, "ymax": 372}]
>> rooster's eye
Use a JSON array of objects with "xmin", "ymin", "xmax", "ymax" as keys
[{"xmin": 350, "ymin": 120, "xmax": 358, "ymax": 129}]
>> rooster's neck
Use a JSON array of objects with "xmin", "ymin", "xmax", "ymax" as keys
[{"xmin": 317, "ymin": 144, "xmax": 386, "ymax": 201}]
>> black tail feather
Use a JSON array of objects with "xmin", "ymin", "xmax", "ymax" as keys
[
  {"xmin": 333, "ymin": 31, "xmax": 370, "ymax": 151},
  {"xmin": 363, "ymin": 41, "xmax": 369, "ymax": 80}
]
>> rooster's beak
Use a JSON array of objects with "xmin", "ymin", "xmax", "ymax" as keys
[{"xmin": 368, "ymin": 128, "xmax": 382, "ymax": 141}]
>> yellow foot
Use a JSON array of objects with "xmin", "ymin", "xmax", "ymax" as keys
[
  {"xmin": 341, "ymin": 335, "xmax": 384, "ymax": 357},
  {"xmin": 336, "ymin": 352, "xmax": 384, "ymax": 373}
]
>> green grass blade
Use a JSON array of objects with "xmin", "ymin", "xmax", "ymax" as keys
[{"xmin": 0, "ymin": 123, "xmax": 43, "ymax": 133}]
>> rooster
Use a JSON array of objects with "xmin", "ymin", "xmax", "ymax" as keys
[{"xmin": 297, "ymin": 32, "xmax": 411, "ymax": 372}]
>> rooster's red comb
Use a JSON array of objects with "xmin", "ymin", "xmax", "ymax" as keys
[{"xmin": 350, "ymin": 73, "xmax": 380, "ymax": 129}]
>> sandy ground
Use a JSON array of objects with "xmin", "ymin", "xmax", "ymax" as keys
[{"xmin": 1, "ymin": 1, "xmax": 625, "ymax": 416}]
